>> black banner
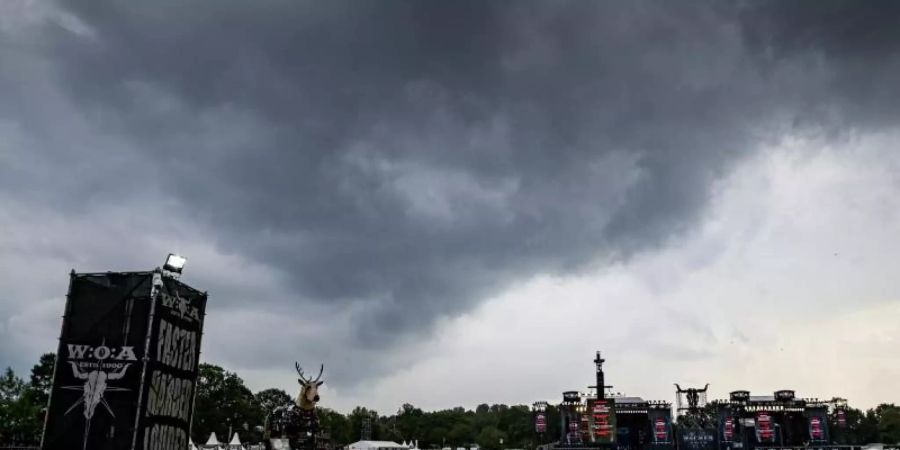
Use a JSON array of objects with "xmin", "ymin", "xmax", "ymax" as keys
[
  {"xmin": 806, "ymin": 408, "xmax": 829, "ymax": 444},
  {"xmin": 42, "ymin": 272, "xmax": 156, "ymax": 450},
  {"xmin": 566, "ymin": 412, "xmax": 582, "ymax": 445},
  {"xmin": 42, "ymin": 271, "xmax": 206, "ymax": 450},
  {"xmin": 755, "ymin": 412, "xmax": 776, "ymax": 445},
  {"xmin": 648, "ymin": 408, "xmax": 673, "ymax": 448},
  {"xmin": 774, "ymin": 391, "xmax": 795, "ymax": 402},
  {"xmin": 717, "ymin": 406, "xmax": 739, "ymax": 450},
  {"xmin": 834, "ymin": 409, "xmax": 846, "ymax": 429},
  {"xmin": 136, "ymin": 275, "xmax": 207, "ymax": 450},
  {"xmin": 535, "ymin": 412, "xmax": 547, "ymax": 434},
  {"xmin": 586, "ymin": 399, "xmax": 616, "ymax": 444},
  {"xmin": 678, "ymin": 428, "xmax": 717, "ymax": 450}
]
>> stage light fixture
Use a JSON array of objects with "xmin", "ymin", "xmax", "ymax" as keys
[{"xmin": 164, "ymin": 253, "xmax": 187, "ymax": 274}]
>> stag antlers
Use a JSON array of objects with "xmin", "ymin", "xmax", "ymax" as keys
[{"xmin": 295, "ymin": 362, "xmax": 324, "ymax": 385}]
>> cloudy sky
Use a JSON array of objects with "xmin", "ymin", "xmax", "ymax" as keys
[{"xmin": 2, "ymin": 1, "xmax": 899, "ymax": 413}]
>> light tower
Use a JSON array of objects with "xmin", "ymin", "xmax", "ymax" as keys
[{"xmin": 589, "ymin": 351, "xmax": 613, "ymax": 400}]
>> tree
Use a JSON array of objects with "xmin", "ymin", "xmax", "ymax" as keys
[
  {"xmin": 448, "ymin": 422, "xmax": 475, "ymax": 447},
  {"xmin": 473, "ymin": 406, "xmax": 498, "ymax": 432},
  {"xmin": 193, "ymin": 363, "xmax": 264, "ymax": 444},
  {"xmin": 397, "ymin": 403, "xmax": 426, "ymax": 442},
  {"xmin": 426, "ymin": 426, "xmax": 449, "ymax": 448},
  {"xmin": 27, "ymin": 353, "xmax": 55, "ymax": 408},
  {"xmin": 21, "ymin": 352, "xmax": 56, "ymax": 440},
  {"xmin": 0, "ymin": 368, "xmax": 23, "ymax": 443},
  {"xmin": 376, "ymin": 416, "xmax": 402, "ymax": 443},
  {"xmin": 349, "ymin": 406, "xmax": 379, "ymax": 441},
  {"xmin": 859, "ymin": 408, "xmax": 883, "ymax": 444},
  {"xmin": 476, "ymin": 426, "xmax": 507, "ymax": 450},
  {"xmin": 542, "ymin": 404, "xmax": 562, "ymax": 444},
  {"xmin": 831, "ymin": 406, "xmax": 877, "ymax": 444},
  {"xmin": 498, "ymin": 405, "xmax": 531, "ymax": 448},
  {"xmin": 255, "ymin": 388, "xmax": 293, "ymax": 414},
  {"xmin": 874, "ymin": 404, "xmax": 900, "ymax": 444},
  {"xmin": 319, "ymin": 407, "xmax": 353, "ymax": 446},
  {"xmin": 0, "ymin": 367, "xmax": 41, "ymax": 445}
]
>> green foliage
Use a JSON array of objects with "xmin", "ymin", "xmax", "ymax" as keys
[
  {"xmin": 192, "ymin": 363, "xmax": 265, "ymax": 444},
  {"xmin": 874, "ymin": 403, "xmax": 900, "ymax": 444},
  {"xmin": 829, "ymin": 405, "xmax": 900, "ymax": 445},
  {"xmin": 831, "ymin": 406, "xmax": 878, "ymax": 444},
  {"xmin": 319, "ymin": 406, "xmax": 354, "ymax": 444},
  {"xmin": 397, "ymin": 403, "xmax": 426, "ymax": 440},
  {"xmin": 0, "ymin": 367, "xmax": 42, "ymax": 445},
  {"xmin": 448, "ymin": 422, "xmax": 475, "ymax": 447},
  {"xmin": 27, "ymin": 353, "xmax": 56, "ymax": 410},
  {"xmin": 425, "ymin": 426, "xmax": 449, "ymax": 447},
  {"xmin": 541, "ymin": 404, "xmax": 561, "ymax": 443},
  {"xmin": 476, "ymin": 426, "xmax": 507, "ymax": 450},
  {"xmin": 255, "ymin": 387, "xmax": 293, "ymax": 413},
  {"xmin": 349, "ymin": 406, "xmax": 379, "ymax": 441}
]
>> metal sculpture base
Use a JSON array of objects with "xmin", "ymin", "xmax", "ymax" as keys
[{"xmin": 266, "ymin": 405, "xmax": 319, "ymax": 450}]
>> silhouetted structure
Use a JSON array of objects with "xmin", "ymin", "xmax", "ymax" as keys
[
  {"xmin": 675, "ymin": 384, "xmax": 709, "ymax": 416},
  {"xmin": 553, "ymin": 352, "xmax": 671, "ymax": 450},
  {"xmin": 538, "ymin": 353, "xmax": 856, "ymax": 450}
]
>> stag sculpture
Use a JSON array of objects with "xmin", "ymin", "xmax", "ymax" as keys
[
  {"xmin": 265, "ymin": 362, "xmax": 325, "ymax": 450},
  {"xmin": 295, "ymin": 362, "xmax": 324, "ymax": 410}
]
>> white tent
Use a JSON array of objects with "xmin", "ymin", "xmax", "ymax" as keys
[
  {"xmin": 229, "ymin": 433, "xmax": 242, "ymax": 448},
  {"xmin": 206, "ymin": 432, "xmax": 221, "ymax": 447},
  {"xmin": 349, "ymin": 441, "xmax": 410, "ymax": 450}
]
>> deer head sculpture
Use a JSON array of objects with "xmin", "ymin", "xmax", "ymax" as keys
[{"xmin": 295, "ymin": 362, "xmax": 324, "ymax": 410}]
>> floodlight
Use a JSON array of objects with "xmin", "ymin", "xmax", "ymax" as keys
[{"xmin": 164, "ymin": 253, "xmax": 187, "ymax": 274}]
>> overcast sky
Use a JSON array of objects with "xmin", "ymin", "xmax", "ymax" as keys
[{"xmin": 2, "ymin": 1, "xmax": 899, "ymax": 414}]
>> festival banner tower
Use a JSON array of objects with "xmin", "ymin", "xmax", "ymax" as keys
[{"xmin": 41, "ymin": 255, "xmax": 207, "ymax": 450}]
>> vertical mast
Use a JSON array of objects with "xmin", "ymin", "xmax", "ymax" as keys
[{"xmin": 594, "ymin": 351, "xmax": 605, "ymax": 400}]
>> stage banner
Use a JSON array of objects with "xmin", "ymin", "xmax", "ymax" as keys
[
  {"xmin": 42, "ymin": 271, "xmax": 207, "ymax": 450},
  {"xmin": 754, "ymin": 412, "xmax": 776, "ymax": 444},
  {"xmin": 566, "ymin": 414, "xmax": 582, "ymax": 444},
  {"xmin": 535, "ymin": 412, "xmax": 547, "ymax": 434},
  {"xmin": 717, "ymin": 406, "xmax": 739, "ymax": 450},
  {"xmin": 835, "ymin": 409, "xmax": 847, "ymax": 429},
  {"xmin": 580, "ymin": 411, "xmax": 591, "ymax": 443},
  {"xmin": 42, "ymin": 272, "xmax": 156, "ymax": 450},
  {"xmin": 616, "ymin": 426, "xmax": 632, "ymax": 450},
  {"xmin": 135, "ymin": 275, "xmax": 207, "ymax": 450},
  {"xmin": 586, "ymin": 398, "xmax": 617, "ymax": 444},
  {"xmin": 648, "ymin": 408, "xmax": 673, "ymax": 449},
  {"xmin": 678, "ymin": 427, "xmax": 716, "ymax": 450},
  {"xmin": 806, "ymin": 408, "xmax": 830, "ymax": 444}
]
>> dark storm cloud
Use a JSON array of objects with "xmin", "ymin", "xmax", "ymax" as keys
[
  {"xmin": 738, "ymin": 1, "xmax": 900, "ymax": 129},
  {"xmin": 2, "ymin": 1, "xmax": 899, "ymax": 385}
]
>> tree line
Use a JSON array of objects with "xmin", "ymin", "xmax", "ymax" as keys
[
  {"xmin": 191, "ymin": 363, "xmax": 549, "ymax": 449},
  {"xmin": 2, "ymin": 354, "xmax": 899, "ymax": 447}
]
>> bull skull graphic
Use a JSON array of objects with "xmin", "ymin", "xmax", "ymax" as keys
[{"xmin": 61, "ymin": 361, "xmax": 131, "ymax": 450}]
